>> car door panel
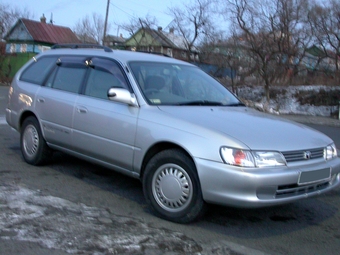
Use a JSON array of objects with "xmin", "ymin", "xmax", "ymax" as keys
[
  {"xmin": 73, "ymin": 97, "xmax": 139, "ymax": 171},
  {"xmin": 72, "ymin": 57, "xmax": 138, "ymax": 171},
  {"xmin": 35, "ymin": 86, "xmax": 77, "ymax": 147}
]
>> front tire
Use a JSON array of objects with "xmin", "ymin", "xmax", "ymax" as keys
[
  {"xmin": 20, "ymin": 116, "xmax": 51, "ymax": 165},
  {"xmin": 143, "ymin": 149, "xmax": 206, "ymax": 223}
]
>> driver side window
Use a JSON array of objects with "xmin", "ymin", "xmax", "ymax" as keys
[
  {"xmin": 85, "ymin": 69, "xmax": 121, "ymax": 99},
  {"xmin": 84, "ymin": 58, "xmax": 129, "ymax": 100}
]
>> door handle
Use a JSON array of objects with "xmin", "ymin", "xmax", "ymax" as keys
[
  {"xmin": 37, "ymin": 98, "xmax": 45, "ymax": 103},
  {"xmin": 76, "ymin": 106, "xmax": 88, "ymax": 113}
]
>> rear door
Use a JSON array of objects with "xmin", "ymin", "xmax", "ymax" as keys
[
  {"xmin": 72, "ymin": 57, "xmax": 139, "ymax": 171},
  {"xmin": 35, "ymin": 56, "xmax": 88, "ymax": 148}
]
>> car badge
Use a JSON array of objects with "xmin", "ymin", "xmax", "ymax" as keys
[{"xmin": 303, "ymin": 151, "xmax": 312, "ymax": 160}]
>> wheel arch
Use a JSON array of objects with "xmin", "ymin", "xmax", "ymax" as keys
[
  {"xmin": 19, "ymin": 111, "xmax": 38, "ymax": 132},
  {"xmin": 140, "ymin": 142, "xmax": 196, "ymax": 180}
]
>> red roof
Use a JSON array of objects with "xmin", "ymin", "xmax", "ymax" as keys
[{"xmin": 20, "ymin": 18, "xmax": 81, "ymax": 44}]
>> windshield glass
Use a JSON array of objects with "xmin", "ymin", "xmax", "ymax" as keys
[{"xmin": 129, "ymin": 61, "xmax": 242, "ymax": 106}]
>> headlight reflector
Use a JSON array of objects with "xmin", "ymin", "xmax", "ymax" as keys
[
  {"xmin": 220, "ymin": 147, "xmax": 286, "ymax": 168},
  {"xmin": 220, "ymin": 147, "xmax": 255, "ymax": 167}
]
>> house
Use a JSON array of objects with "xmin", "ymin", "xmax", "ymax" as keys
[
  {"xmin": 104, "ymin": 34, "xmax": 126, "ymax": 49},
  {"xmin": 301, "ymin": 45, "xmax": 339, "ymax": 74},
  {"xmin": 124, "ymin": 27, "xmax": 199, "ymax": 61},
  {"xmin": 4, "ymin": 15, "xmax": 80, "ymax": 54},
  {"xmin": 1, "ymin": 15, "xmax": 81, "ymax": 80}
]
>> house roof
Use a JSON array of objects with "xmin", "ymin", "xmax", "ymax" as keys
[
  {"xmin": 5, "ymin": 18, "xmax": 80, "ymax": 45},
  {"xmin": 125, "ymin": 27, "xmax": 199, "ymax": 53},
  {"xmin": 125, "ymin": 28, "xmax": 183, "ymax": 49},
  {"xmin": 149, "ymin": 29, "xmax": 177, "ymax": 48},
  {"xmin": 106, "ymin": 34, "xmax": 126, "ymax": 44},
  {"xmin": 306, "ymin": 45, "xmax": 326, "ymax": 57},
  {"xmin": 160, "ymin": 28, "xmax": 199, "ymax": 52},
  {"xmin": 160, "ymin": 30, "xmax": 188, "ymax": 50}
]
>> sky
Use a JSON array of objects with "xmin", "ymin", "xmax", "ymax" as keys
[{"xmin": 2, "ymin": 0, "xmax": 188, "ymax": 37}]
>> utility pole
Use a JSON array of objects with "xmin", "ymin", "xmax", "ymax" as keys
[{"xmin": 103, "ymin": 0, "xmax": 110, "ymax": 45}]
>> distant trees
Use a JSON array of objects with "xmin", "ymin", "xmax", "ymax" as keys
[
  {"xmin": 73, "ymin": 13, "xmax": 107, "ymax": 44},
  {"xmin": 74, "ymin": 0, "xmax": 338, "ymax": 98},
  {"xmin": 167, "ymin": 0, "xmax": 217, "ymax": 61},
  {"xmin": 217, "ymin": 0, "xmax": 312, "ymax": 100},
  {"xmin": 0, "ymin": 3, "xmax": 34, "ymax": 39},
  {"xmin": 308, "ymin": 0, "xmax": 340, "ymax": 73}
]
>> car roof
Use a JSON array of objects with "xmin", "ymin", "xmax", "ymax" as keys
[{"xmin": 38, "ymin": 47, "xmax": 194, "ymax": 67}]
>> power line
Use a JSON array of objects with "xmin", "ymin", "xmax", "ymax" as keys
[{"xmin": 109, "ymin": 1, "xmax": 171, "ymax": 22}]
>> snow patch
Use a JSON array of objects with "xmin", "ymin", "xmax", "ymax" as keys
[
  {"xmin": 236, "ymin": 85, "xmax": 340, "ymax": 117},
  {"xmin": 0, "ymin": 184, "xmax": 203, "ymax": 254}
]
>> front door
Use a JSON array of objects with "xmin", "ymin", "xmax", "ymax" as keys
[{"xmin": 72, "ymin": 57, "xmax": 139, "ymax": 172}]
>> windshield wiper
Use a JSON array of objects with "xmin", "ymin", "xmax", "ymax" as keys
[
  {"xmin": 225, "ymin": 102, "xmax": 246, "ymax": 107},
  {"xmin": 177, "ymin": 100, "xmax": 225, "ymax": 106}
]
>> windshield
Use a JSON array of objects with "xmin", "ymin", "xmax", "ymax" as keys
[{"xmin": 129, "ymin": 61, "xmax": 242, "ymax": 106}]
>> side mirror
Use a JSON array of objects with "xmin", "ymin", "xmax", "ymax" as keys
[{"xmin": 108, "ymin": 88, "xmax": 138, "ymax": 107}]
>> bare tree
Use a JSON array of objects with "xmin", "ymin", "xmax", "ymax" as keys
[
  {"xmin": 92, "ymin": 13, "xmax": 106, "ymax": 44},
  {"xmin": 121, "ymin": 15, "xmax": 157, "ymax": 36},
  {"xmin": 120, "ymin": 15, "xmax": 158, "ymax": 51},
  {"xmin": 73, "ymin": 13, "xmax": 106, "ymax": 44},
  {"xmin": 167, "ymin": 0, "xmax": 217, "ymax": 61},
  {"xmin": 308, "ymin": 0, "xmax": 340, "ymax": 78},
  {"xmin": 73, "ymin": 15, "xmax": 94, "ymax": 43},
  {"xmin": 0, "ymin": 3, "xmax": 34, "ymax": 39},
  {"xmin": 224, "ymin": 0, "xmax": 311, "ymax": 100}
]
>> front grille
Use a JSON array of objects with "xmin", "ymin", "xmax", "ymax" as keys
[
  {"xmin": 276, "ymin": 181, "xmax": 330, "ymax": 198},
  {"xmin": 282, "ymin": 148, "xmax": 324, "ymax": 162}
]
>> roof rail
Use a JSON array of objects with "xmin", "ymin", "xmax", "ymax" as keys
[
  {"xmin": 51, "ymin": 43, "xmax": 113, "ymax": 52},
  {"xmin": 137, "ymin": 51, "xmax": 172, "ymax": 58}
]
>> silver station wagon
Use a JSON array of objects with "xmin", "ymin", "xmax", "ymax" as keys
[{"xmin": 6, "ymin": 45, "xmax": 340, "ymax": 223}]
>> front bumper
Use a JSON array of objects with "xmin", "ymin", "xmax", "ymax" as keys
[{"xmin": 195, "ymin": 156, "xmax": 340, "ymax": 208}]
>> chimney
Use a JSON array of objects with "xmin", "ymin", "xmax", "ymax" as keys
[
  {"xmin": 169, "ymin": 27, "xmax": 174, "ymax": 34},
  {"xmin": 40, "ymin": 14, "xmax": 46, "ymax": 23},
  {"xmin": 158, "ymin": 26, "xmax": 162, "ymax": 32}
]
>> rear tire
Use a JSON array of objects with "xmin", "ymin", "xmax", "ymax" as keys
[
  {"xmin": 143, "ymin": 149, "xmax": 206, "ymax": 223},
  {"xmin": 20, "ymin": 116, "xmax": 52, "ymax": 165}
]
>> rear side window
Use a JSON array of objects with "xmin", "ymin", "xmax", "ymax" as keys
[
  {"xmin": 46, "ymin": 56, "xmax": 87, "ymax": 93},
  {"xmin": 20, "ymin": 56, "xmax": 58, "ymax": 85},
  {"xmin": 48, "ymin": 65, "xmax": 87, "ymax": 93}
]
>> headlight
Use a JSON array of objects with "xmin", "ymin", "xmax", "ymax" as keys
[
  {"xmin": 220, "ymin": 147, "xmax": 255, "ymax": 167},
  {"xmin": 324, "ymin": 143, "xmax": 337, "ymax": 160},
  {"xmin": 220, "ymin": 147, "xmax": 286, "ymax": 168},
  {"xmin": 252, "ymin": 151, "xmax": 286, "ymax": 167}
]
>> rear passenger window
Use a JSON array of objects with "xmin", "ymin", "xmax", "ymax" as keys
[
  {"xmin": 46, "ymin": 56, "xmax": 87, "ymax": 93},
  {"xmin": 20, "ymin": 56, "xmax": 58, "ymax": 85},
  {"xmin": 50, "ymin": 65, "xmax": 86, "ymax": 93}
]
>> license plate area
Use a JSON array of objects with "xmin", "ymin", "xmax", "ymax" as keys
[{"xmin": 298, "ymin": 168, "xmax": 331, "ymax": 185}]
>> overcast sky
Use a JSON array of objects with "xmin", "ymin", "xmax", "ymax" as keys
[{"xmin": 2, "ymin": 0, "xmax": 186, "ymax": 36}]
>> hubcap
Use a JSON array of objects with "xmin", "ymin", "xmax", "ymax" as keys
[
  {"xmin": 23, "ymin": 124, "xmax": 39, "ymax": 158},
  {"xmin": 152, "ymin": 163, "xmax": 193, "ymax": 212}
]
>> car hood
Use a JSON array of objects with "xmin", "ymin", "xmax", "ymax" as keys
[{"xmin": 158, "ymin": 106, "xmax": 332, "ymax": 151}]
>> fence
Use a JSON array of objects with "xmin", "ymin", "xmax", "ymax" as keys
[{"xmin": 0, "ymin": 53, "xmax": 36, "ymax": 83}]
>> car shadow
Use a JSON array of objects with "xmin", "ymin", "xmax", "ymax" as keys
[
  {"xmin": 196, "ymin": 194, "xmax": 338, "ymax": 238},
  {"xmin": 49, "ymin": 151, "xmax": 145, "ymax": 204}
]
